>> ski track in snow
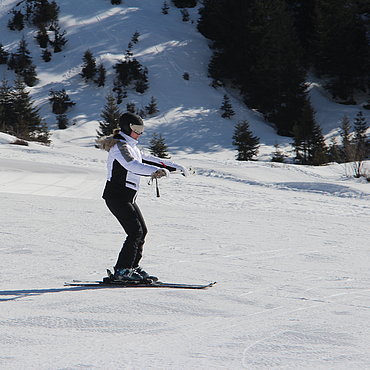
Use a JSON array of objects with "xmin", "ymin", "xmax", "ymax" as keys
[{"xmin": 195, "ymin": 166, "xmax": 370, "ymax": 200}]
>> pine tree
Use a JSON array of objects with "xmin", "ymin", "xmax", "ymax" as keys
[
  {"xmin": 246, "ymin": 0, "xmax": 307, "ymax": 135},
  {"xmin": 9, "ymin": 38, "xmax": 38, "ymax": 87},
  {"xmin": 309, "ymin": 123, "xmax": 328, "ymax": 166},
  {"xmin": 35, "ymin": 24, "xmax": 50, "ymax": 48},
  {"xmin": 126, "ymin": 102, "xmax": 136, "ymax": 113},
  {"xmin": 56, "ymin": 114, "xmax": 68, "ymax": 129},
  {"xmin": 112, "ymin": 78, "xmax": 126, "ymax": 104},
  {"xmin": 136, "ymin": 108, "xmax": 147, "ymax": 119},
  {"xmin": 114, "ymin": 58, "xmax": 149, "ymax": 90},
  {"xmin": 33, "ymin": 121, "xmax": 50, "ymax": 144},
  {"xmin": 199, "ymin": 0, "xmax": 306, "ymax": 136},
  {"xmin": 50, "ymin": 22, "xmax": 67, "ymax": 53},
  {"xmin": 286, "ymin": 0, "xmax": 316, "ymax": 66},
  {"xmin": 12, "ymin": 77, "xmax": 50, "ymax": 143},
  {"xmin": 328, "ymin": 137, "xmax": 342, "ymax": 163},
  {"xmin": 220, "ymin": 94, "xmax": 235, "ymax": 118},
  {"xmin": 340, "ymin": 115, "xmax": 353, "ymax": 162},
  {"xmin": 114, "ymin": 59, "xmax": 131, "ymax": 86},
  {"xmin": 313, "ymin": 0, "xmax": 369, "ymax": 102},
  {"xmin": 32, "ymin": 0, "xmax": 59, "ymax": 27},
  {"xmin": 0, "ymin": 79, "xmax": 15, "ymax": 134},
  {"xmin": 49, "ymin": 89, "xmax": 75, "ymax": 114},
  {"xmin": 97, "ymin": 94, "xmax": 121, "ymax": 137},
  {"xmin": 10, "ymin": 37, "xmax": 33, "ymax": 74},
  {"xmin": 293, "ymin": 99, "xmax": 316, "ymax": 164},
  {"xmin": 141, "ymin": 67, "xmax": 149, "ymax": 87},
  {"xmin": 198, "ymin": 0, "xmax": 226, "ymax": 43},
  {"xmin": 352, "ymin": 111, "xmax": 369, "ymax": 162},
  {"xmin": 293, "ymin": 99, "xmax": 328, "ymax": 166},
  {"xmin": 0, "ymin": 44, "xmax": 9, "ymax": 64},
  {"xmin": 8, "ymin": 10, "xmax": 24, "ymax": 31},
  {"xmin": 135, "ymin": 79, "xmax": 149, "ymax": 94},
  {"xmin": 125, "ymin": 42, "xmax": 134, "ymax": 59},
  {"xmin": 42, "ymin": 48, "xmax": 52, "ymax": 62},
  {"xmin": 22, "ymin": 64, "xmax": 38, "ymax": 87},
  {"xmin": 149, "ymin": 133, "xmax": 170, "ymax": 158},
  {"xmin": 232, "ymin": 120, "xmax": 260, "ymax": 161},
  {"xmin": 292, "ymin": 124, "xmax": 304, "ymax": 163},
  {"xmin": 145, "ymin": 96, "xmax": 159, "ymax": 115},
  {"xmin": 271, "ymin": 144, "xmax": 286, "ymax": 163},
  {"xmin": 80, "ymin": 50, "xmax": 97, "ymax": 81},
  {"xmin": 162, "ymin": 1, "xmax": 170, "ymax": 14},
  {"xmin": 7, "ymin": 53, "xmax": 17, "ymax": 71},
  {"xmin": 131, "ymin": 31, "xmax": 140, "ymax": 44},
  {"xmin": 181, "ymin": 9, "xmax": 190, "ymax": 22},
  {"xmin": 173, "ymin": 0, "xmax": 197, "ymax": 7},
  {"xmin": 24, "ymin": 2, "xmax": 33, "ymax": 22},
  {"xmin": 95, "ymin": 63, "xmax": 106, "ymax": 87}
]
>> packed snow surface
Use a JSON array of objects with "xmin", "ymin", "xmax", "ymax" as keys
[
  {"xmin": 1, "ymin": 140, "xmax": 369, "ymax": 369},
  {"xmin": 0, "ymin": 0, "xmax": 370, "ymax": 369}
]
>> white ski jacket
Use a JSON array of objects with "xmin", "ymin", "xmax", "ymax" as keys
[{"xmin": 102, "ymin": 131, "xmax": 181, "ymax": 200}]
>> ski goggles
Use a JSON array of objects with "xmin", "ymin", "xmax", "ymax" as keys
[{"xmin": 130, "ymin": 124, "xmax": 144, "ymax": 135}]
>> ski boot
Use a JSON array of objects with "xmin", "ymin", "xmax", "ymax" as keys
[
  {"xmin": 135, "ymin": 267, "xmax": 158, "ymax": 282},
  {"xmin": 113, "ymin": 267, "xmax": 144, "ymax": 282}
]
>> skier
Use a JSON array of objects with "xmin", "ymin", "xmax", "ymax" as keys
[{"xmin": 99, "ymin": 112, "xmax": 187, "ymax": 282}]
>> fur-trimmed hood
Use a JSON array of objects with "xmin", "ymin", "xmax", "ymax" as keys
[{"xmin": 96, "ymin": 129, "xmax": 121, "ymax": 151}]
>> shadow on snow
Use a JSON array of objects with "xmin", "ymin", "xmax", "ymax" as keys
[{"xmin": 0, "ymin": 285, "xmax": 109, "ymax": 302}]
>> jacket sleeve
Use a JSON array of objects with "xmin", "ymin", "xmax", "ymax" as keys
[
  {"xmin": 113, "ymin": 142, "xmax": 159, "ymax": 176},
  {"xmin": 141, "ymin": 151, "xmax": 181, "ymax": 172}
]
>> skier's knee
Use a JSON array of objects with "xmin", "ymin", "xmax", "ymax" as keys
[{"xmin": 128, "ymin": 224, "xmax": 145, "ymax": 243}]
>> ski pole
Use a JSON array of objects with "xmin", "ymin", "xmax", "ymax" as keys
[{"xmin": 155, "ymin": 178, "xmax": 160, "ymax": 198}]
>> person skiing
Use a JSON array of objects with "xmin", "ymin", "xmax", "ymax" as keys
[{"xmin": 98, "ymin": 112, "xmax": 187, "ymax": 282}]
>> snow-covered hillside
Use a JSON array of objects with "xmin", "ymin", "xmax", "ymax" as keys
[
  {"xmin": 0, "ymin": 0, "xmax": 368, "ymax": 156},
  {"xmin": 0, "ymin": 1, "xmax": 369, "ymax": 369},
  {"xmin": 1, "ymin": 143, "xmax": 369, "ymax": 369}
]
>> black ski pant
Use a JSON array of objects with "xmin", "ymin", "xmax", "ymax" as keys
[{"xmin": 105, "ymin": 198, "xmax": 148, "ymax": 270}]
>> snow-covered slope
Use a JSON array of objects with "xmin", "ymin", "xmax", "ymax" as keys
[
  {"xmin": 0, "ymin": 143, "xmax": 369, "ymax": 369},
  {"xmin": 0, "ymin": 1, "xmax": 369, "ymax": 369}
]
